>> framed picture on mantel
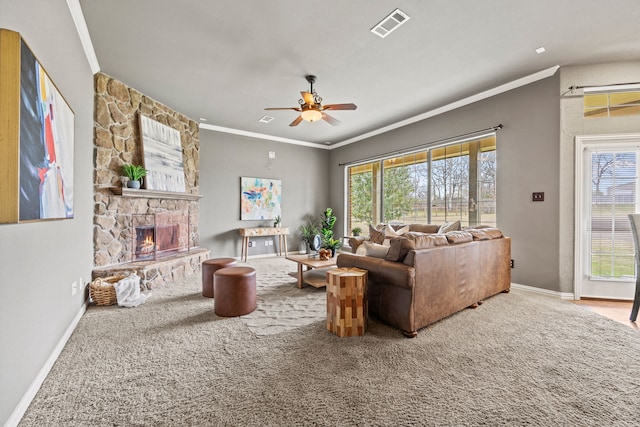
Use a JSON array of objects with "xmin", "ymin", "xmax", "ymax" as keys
[
  {"xmin": 139, "ymin": 114, "xmax": 186, "ymax": 193},
  {"xmin": 0, "ymin": 29, "xmax": 75, "ymax": 223}
]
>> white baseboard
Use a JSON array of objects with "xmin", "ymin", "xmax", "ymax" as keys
[
  {"xmin": 5, "ymin": 302, "xmax": 87, "ymax": 427},
  {"xmin": 511, "ymin": 283, "xmax": 575, "ymax": 300}
]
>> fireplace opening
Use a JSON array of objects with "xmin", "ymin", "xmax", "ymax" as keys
[
  {"xmin": 132, "ymin": 212, "xmax": 188, "ymax": 261},
  {"xmin": 135, "ymin": 226, "xmax": 156, "ymax": 259}
]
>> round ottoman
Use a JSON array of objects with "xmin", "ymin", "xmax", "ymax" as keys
[
  {"xmin": 202, "ymin": 257, "xmax": 237, "ymax": 298},
  {"xmin": 214, "ymin": 266, "xmax": 257, "ymax": 317}
]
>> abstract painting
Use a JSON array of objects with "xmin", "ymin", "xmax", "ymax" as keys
[
  {"xmin": 16, "ymin": 34, "xmax": 74, "ymax": 221},
  {"xmin": 139, "ymin": 115, "xmax": 186, "ymax": 192},
  {"xmin": 240, "ymin": 177, "xmax": 282, "ymax": 220}
]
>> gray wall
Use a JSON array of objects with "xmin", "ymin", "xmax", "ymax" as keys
[
  {"xmin": 199, "ymin": 131, "xmax": 330, "ymax": 258},
  {"xmin": 0, "ymin": 1, "xmax": 94, "ymax": 425},
  {"xmin": 559, "ymin": 61, "xmax": 640, "ymax": 294},
  {"xmin": 330, "ymin": 74, "xmax": 561, "ymax": 291}
]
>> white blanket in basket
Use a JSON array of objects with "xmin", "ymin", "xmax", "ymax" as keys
[{"xmin": 113, "ymin": 274, "xmax": 149, "ymax": 308}]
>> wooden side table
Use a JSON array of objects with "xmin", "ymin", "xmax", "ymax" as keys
[
  {"xmin": 238, "ymin": 227, "xmax": 289, "ymax": 262},
  {"xmin": 326, "ymin": 267, "xmax": 368, "ymax": 337}
]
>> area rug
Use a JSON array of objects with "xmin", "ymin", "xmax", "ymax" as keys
[{"xmin": 18, "ymin": 257, "xmax": 640, "ymax": 426}]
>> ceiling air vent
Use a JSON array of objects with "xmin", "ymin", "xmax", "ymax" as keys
[
  {"xmin": 371, "ymin": 8, "xmax": 410, "ymax": 38},
  {"xmin": 259, "ymin": 115, "xmax": 274, "ymax": 123}
]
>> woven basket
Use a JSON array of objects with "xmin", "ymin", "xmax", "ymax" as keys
[{"xmin": 90, "ymin": 276, "xmax": 125, "ymax": 306}]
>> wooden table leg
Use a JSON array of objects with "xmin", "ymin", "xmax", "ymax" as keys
[
  {"xmin": 243, "ymin": 237, "xmax": 249, "ymax": 262},
  {"xmin": 297, "ymin": 263, "xmax": 304, "ymax": 289},
  {"xmin": 283, "ymin": 235, "xmax": 288, "ymax": 257}
]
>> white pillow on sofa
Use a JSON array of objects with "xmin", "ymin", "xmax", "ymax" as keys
[
  {"xmin": 363, "ymin": 241, "xmax": 390, "ymax": 258},
  {"xmin": 385, "ymin": 225, "xmax": 410, "ymax": 238}
]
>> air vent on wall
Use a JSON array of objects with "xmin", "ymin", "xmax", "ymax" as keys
[{"xmin": 371, "ymin": 8, "xmax": 410, "ymax": 38}]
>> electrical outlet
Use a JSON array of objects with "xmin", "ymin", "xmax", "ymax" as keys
[
  {"xmin": 510, "ymin": 259, "xmax": 515, "ymax": 268},
  {"xmin": 265, "ymin": 240, "xmax": 269, "ymax": 246},
  {"xmin": 268, "ymin": 151, "xmax": 276, "ymax": 159},
  {"xmin": 71, "ymin": 280, "xmax": 78, "ymax": 296},
  {"xmin": 248, "ymin": 241, "xmax": 254, "ymax": 247},
  {"xmin": 532, "ymin": 192, "xmax": 544, "ymax": 202}
]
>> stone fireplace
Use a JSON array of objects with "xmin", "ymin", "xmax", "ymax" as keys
[{"xmin": 91, "ymin": 73, "xmax": 209, "ymax": 289}]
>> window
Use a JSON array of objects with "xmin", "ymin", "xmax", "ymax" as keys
[
  {"xmin": 346, "ymin": 135, "xmax": 496, "ymax": 234},
  {"xmin": 589, "ymin": 151, "xmax": 636, "ymax": 278},
  {"xmin": 584, "ymin": 85, "xmax": 640, "ymax": 118}
]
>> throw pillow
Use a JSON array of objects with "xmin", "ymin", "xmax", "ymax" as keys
[
  {"xmin": 385, "ymin": 225, "xmax": 410, "ymax": 238},
  {"xmin": 408, "ymin": 224, "xmax": 440, "ymax": 234},
  {"xmin": 438, "ymin": 220, "xmax": 461, "ymax": 234},
  {"xmin": 385, "ymin": 237, "xmax": 415, "ymax": 262},
  {"xmin": 355, "ymin": 243, "xmax": 367, "ymax": 255},
  {"xmin": 363, "ymin": 241, "xmax": 390, "ymax": 258},
  {"xmin": 445, "ymin": 231, "xmax": 473, "ymax": 244},
  {"xmin": 369, "ymin": 224, "xmax": 385, "ymax": 245}
]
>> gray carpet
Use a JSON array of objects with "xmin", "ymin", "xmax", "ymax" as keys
[{"xmin": 19, "ymin": 257, "xmax": 640, "ymax": 426}]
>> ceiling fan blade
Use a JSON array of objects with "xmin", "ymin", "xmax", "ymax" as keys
[
  {"xmin": 264, "ymin": 107, "xmax": 301, "ymax": 111},
  {"xmin": 289, "ymin": 115, "xmax": 304, "ymax": 127},
  {"xmin": 323, "ymin": 103, "xmax": 357, "ymax": 111},
  {"xmin": 301, "ymin": 91, "xmax": 315, "ymax": 105},
  {"xmin": 321, "ymin": 112, "xmax": 341, "ymax": 126}
]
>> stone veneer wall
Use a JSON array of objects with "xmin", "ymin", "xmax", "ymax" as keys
[{"xmin": 93, "ymin": 72, "xmax": 205, "ymax": 282}]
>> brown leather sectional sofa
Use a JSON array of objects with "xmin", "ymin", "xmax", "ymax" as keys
[{"xmin": 337, "ymin": 226, "xmax": 511, "ymax": 337}]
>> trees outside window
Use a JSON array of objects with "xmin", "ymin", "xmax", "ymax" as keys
[{"xmin": 346, "ymin": 135, "xmax": 496, "ymax": 234}]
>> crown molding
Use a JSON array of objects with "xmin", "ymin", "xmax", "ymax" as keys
[
  {"xmin": 198, "ymin": 124, "xmax": 331, "ymax": 149},
  {"xmin": 66, "ymin": 0, "xmax": 100, "ymax": 73}
]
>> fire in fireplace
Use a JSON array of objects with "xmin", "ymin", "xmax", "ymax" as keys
[{"xmin": 133, "ymin": 212, "xmax": 188, "ymax": 261}]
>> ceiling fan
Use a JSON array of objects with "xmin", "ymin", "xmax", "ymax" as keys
[{"xmin": 265, "ymin": 75, "xmax": 357, "ymax": 127}]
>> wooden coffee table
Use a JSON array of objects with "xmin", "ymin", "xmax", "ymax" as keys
[{"xmin": 286, "ymin": 254, "xmax": 337, "ymax": 289}]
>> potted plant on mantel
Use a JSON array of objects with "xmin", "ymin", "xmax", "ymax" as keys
[{"xmin": 121, "ymin": 164, "xmax": 147, "ymax": 189}]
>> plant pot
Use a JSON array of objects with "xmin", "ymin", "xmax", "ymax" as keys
[{"xmin": 127, "ymin": 180, "xmax": 141, "ymax": 189}]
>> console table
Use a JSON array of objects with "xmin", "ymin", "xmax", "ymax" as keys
[{"xmin": 239, "ymin": 227, "xmax": 289, "ymax": 262}]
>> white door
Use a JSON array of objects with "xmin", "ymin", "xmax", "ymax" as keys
[{"xmin": 575, "ymin": 134, "xmax": 640, "ymax": 299}]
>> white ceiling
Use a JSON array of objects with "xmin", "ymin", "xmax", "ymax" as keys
[{"xmin": 78, "ymin": 0, "xmax": 640, "ymax": 147}]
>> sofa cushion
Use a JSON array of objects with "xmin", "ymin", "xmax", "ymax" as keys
[
  {"xmin": 363, "ymin": 241, "xmax": 390, "ymax": 258},
  {"xmin": 385, "ymin": 237, "xmax": 415, "ymax": 262},
  {"xmin": 481, "ymin": 227, "xmax": 504, "ymax": 239},
  {"xmin": 408, "ymin": 224, "xmax": 440, "ymax": 234},
  {"xmin": 467, "ymin": 229, "xmax": 491, "ymax": 240},
  {"xmin": 438, "ymin": 220, "xmax": 461, "ymax": 234},
  {"xmin": 404, "ymin": 232, "xmax": 448, "ymax": 248},
  {"xmin": 445, "ymin": 231, "xmax": 473, "ymax": 244}
]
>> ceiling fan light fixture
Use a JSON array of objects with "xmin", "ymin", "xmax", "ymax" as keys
[{"xmin": 301, "ymin": 108, "xmax": 322, "ymax": 122}]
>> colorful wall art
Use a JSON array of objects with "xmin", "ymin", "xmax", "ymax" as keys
[
  {"xmin": 0, "ymin": 29, "xmax": 75, "ymax": 223},
  {"xmin": 139, "ymin": 115, "xmax": 186, "ymax": 192},
  {"xmin": 240, "ymin": 177, "xmax": 282, "ymax": 220}
]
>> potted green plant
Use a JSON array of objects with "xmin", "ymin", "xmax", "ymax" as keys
[
  {"xmin": 351, "ymin": 227, "xmax": 362, "ymax": 237},
  {"xmin": 121, "ymin": 164, "xmax": 147, "ymax": 189},
  {"xmin": 321, "ymin": 208, "xmax": 337, "ymax": 239},
  {"xmin": 299, "ymin": 219, "xmax": 320, "ymax": 254},
  {"xmin": 273, "ymin": 215, "xmax": 281, "ymax": 228},
  {"xmin": 323, "ymin": 237, "xmax": 343, "ymax": 257}
]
